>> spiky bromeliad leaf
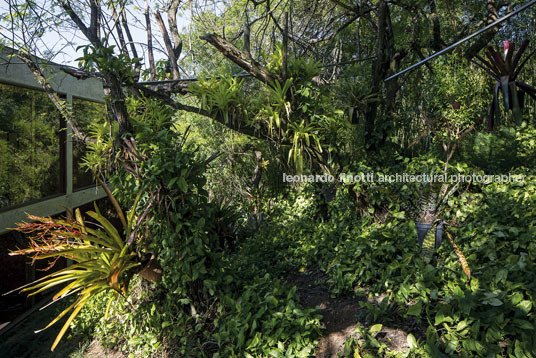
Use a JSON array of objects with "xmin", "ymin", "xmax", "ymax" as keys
[
  {"xmin": 421, "ymin": 227, "xmax": 436, "ymax": 264},
  {"xmin": 446, "ymin": 231, "xmax": 471, "ymax": 282},
  {"xmin": 474, "ymin": 40, "xmax": 536, "ymax": 130},
  {"xmin": 3, "ymin": 185, "xmax": 145, "ymax": 351}
]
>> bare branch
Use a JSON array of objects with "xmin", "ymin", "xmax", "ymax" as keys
[
  {"xmin": 308, "ymin": 13, "xmax": 359, "ymax": 44},
  {"xmin": 201, "ymin": 33, "xmax": 280, "ymax": 85},
  {"xmin": 90, "ymin": 0, "xmax": 101, "ymax": 40},
  {"xmin": 328, "ymin": 0, "xmax": 355, "ymax": 12},
  {"xmin": 17, "ymin": 52, "xmax": 89, "ymax": 145},
  {"xmin": 58, "ymin": 0, "xmax": 100, "ymax": 45},
  {"xmin": 154, "ymin": 10, "xmax": 180, "ymax": 80},
  {"xmin": 167, "ymin": 0, "xmax": 183, "ymax": 60},
  {"xmin": 121, "ymin": 8, "xmax": 141, "ymax": 80},
  {"xmin": 446, "ymin": 124, "xmax": 475, "ymax": 164},
  {"xmin": 282, "ymin": 12, "xmax": 288, "ymax": 80},
  {"xmin": 243, "ymin": 12, "xmax": 251, "ymax": 56},
  {"xmin": 145, "ymin": 0, "xmax": 156, "ymax": 81},
  {"xmin": 110, "ymin": 3, "xmax": 129, "ymax": 56}
]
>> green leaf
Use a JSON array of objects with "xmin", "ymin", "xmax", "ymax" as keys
[
  {"xmin": 424, "ymin": 342, "xmax": 443, "ymax": 357},
  {"xmin": 513, "ymin": 319, "xmax": 534, "ymax": 330},
  {"xmin": 514, "ymin": 340, "xmax": 528, "ymax": 358},
  {"xmin": 407, "ymin": 333, "xmax": 418, "ymax": 349},
  {"xmin": 392, "ymin": 211, "xmax": 405, "ymax": 219},
  {"xmin": 369, "ymin": 324, "xmax": 382, "ymax": 335},
  {"xmin": 517, "ymin": 300, "xmax": 532, "ymax": 314},
  {"xmin": 178, "ymin": 177, "xmax": 188, "ymax": 193},
  {"xmin": 486, "ymin": 298, "xmax": 503, "ymax": 306},
  {"xmin": 407, "ymin": 301, "xmax": 422, "ymax": 316},
  {"xmin": 495, "ymin": 269, "xmax": 508, "ymax": 283},
  {"xmin": 86, "ymin": 211, "xmax": 124, "ymax": 249},
  {"xmin": 456, "ymin": 320, "xmax": 470, "ymax": 332},
  {"xmin": 511, "ymin": 292, "xmax": 523, "ymax": 305},
  {"xmin": 435, "ymin": 312, "xmax": 454, "ymax": 325},
  {"xmin": 485, "ymin": 327, "xmax": 502, "ymax": 342}
]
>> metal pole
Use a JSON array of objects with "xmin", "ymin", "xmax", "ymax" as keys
[{"xmin": 384, "ymin": 0, "xmax": 536, "ymax": 82}]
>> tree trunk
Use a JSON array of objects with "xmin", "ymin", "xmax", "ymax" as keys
[
  {"xmin": 201, "ymin": 33, "xmax": 281, "ymax": 85},
  {"xmin": 364, "ymin": 0, "xmax": 395, "ymax": 152},
  {"xmin": 138, "ymin": 255, "xmax": 163, "ymax": 282}
]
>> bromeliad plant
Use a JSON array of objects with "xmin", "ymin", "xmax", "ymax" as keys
[
  {"xmin": 472, "ymin": 40, "xmax": 536, "ymax": 129},
  {"xmin": 404, "ymin": 165, "xmax": 469, "ymax": 268},
  {"xmin": 188, "ymin": 74, "xmax": 245, "ymax": 126},
  {"xmin": 3, "ymin": 181, "xmax": 154, "ymax": 351},
  {"xmin": 403, "ymin": 175, "xmax": 471, "ymax": 278},
  {"xmin": 188, "ymin": 52, "xmax": 343, "ymax": 174},
  {"xmin": 287, "ymin": 120, "xmax": 323, "ymax": 174},
  {"xmin": 405, "ymin": 165, "xmax": 460, "ymax": 225}
]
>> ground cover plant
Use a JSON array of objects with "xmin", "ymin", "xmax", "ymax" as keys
[{"xmin": 2, "ymin": 0, "xmax": 536, "ymax": 357}]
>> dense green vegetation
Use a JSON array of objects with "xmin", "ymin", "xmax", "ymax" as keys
[{"xmin": 2, "ymin": 0, "xmax": 536, "ymax": 357}]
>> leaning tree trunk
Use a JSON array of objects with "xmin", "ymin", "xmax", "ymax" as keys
[{"xmin": 137, "ymin": 254, "xmax": 163, "ymax": 282}]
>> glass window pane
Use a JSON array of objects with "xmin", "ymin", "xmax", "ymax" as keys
[
  {"xmin": 72, "ymin": 98, "xmax": 105, "ymax": 190},
  {"xmin": 0, "ymin": 82, "xmax": 63, "ymax": 209}
]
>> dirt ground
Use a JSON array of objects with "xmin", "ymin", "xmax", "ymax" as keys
[
  {"xmin": 287, "ymin": 268, "xmax": 418, "ymax": 358},
  {"xmin": 82, "ymin": 268, "xmax": 419, "ymax": 358},
  {"xmin": 85, "ymin": 341, "xmax": 126, "ymax": 358}
]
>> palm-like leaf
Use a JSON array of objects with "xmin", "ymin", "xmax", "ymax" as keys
[
  {"xmin": 286, "ymin": 120, "xmax": 322, "ymax": 173},
  {"xmin": 472, "ymin": 40, "xmax": 536, "ymax": 129},
  {"xmin": 3, "ymin": 188, "xmax": 145, "ymax": 351}
]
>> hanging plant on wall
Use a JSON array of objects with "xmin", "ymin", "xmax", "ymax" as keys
[{"xmin": 472, "ymin": 40, "xmax": 536, "ymax": 130}]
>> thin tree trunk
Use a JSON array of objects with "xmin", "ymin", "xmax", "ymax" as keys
[
  {"xmin": 167, "ymin": 0, "xmax": 183, "ymax": 67},
  {"xmin": 201, "ymin": 33, "xmax": 280, "ymax": 84},
  {"xmin": 154, "ymin": 11, "xmax": 181, "ymax": 80},
  {"xmin": 145, "ymin": 0, "xmax": 156, "ymax": 81}
]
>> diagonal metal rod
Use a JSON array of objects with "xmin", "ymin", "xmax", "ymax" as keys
[{"xmin": 384, "ymin": 0, "xmax": 536, "ymax": 82}]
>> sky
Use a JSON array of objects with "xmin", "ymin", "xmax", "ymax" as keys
[{"xmin": 0, "ymin": 0, "xmax": 190, "ymax": 67}]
